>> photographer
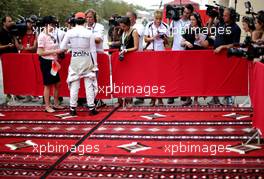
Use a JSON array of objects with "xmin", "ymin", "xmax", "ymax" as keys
[
  {"xmin": 180, "ymin": 12, "xmax": 210, "ymax": 106},
  {"xmin": 0, "ymin": 16, "xmax": 19, "ymax": 54},
  {"xmin": 144, "ymin": 10, "xmax": 169, "ymax": 106},
  {"xmin": 116, "ymin": 16, "xmax": 139, "ymax": 107},
  {"xmin": 209, "ymin": 7, "xmax": 241, "ymax": 106}
]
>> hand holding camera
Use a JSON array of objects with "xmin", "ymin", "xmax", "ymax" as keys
[{"xmin": 119, "ymin": 49, "xmax": 127, "ymax": 61}]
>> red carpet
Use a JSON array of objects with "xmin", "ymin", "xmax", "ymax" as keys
[{"xmin": 0, "ymin": 106, "xmax": 263, "ymax": 178}]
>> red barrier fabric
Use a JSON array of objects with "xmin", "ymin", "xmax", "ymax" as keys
[
  {"xmin": 252, "ymin": 62, "xmax": 264, "ymax": 135},
  {"xmin": 111, "ymin": 50, "xmax": 249, "ymax": 97},
  {"xmin": 1, "ymin": 53, "xmax": 111, "ymax": 99}
]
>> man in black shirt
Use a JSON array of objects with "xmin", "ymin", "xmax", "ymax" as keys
[
  {"xmin": 214, "ymin": 8, "xmax": 241, "ymax": 53},
  {"xmin": 0, "ymin": 16, "xmax": 20, "ymax": 105},
  {"xmin": 0, "ymin": 16, "xmax": 18, "ymax": 54},
  {"xmin": 209, "ymin": 8, "xmax": 241, "ymax": 106}
]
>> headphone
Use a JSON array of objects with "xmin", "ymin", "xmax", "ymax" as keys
[
  {"xmin": 242, "ymin": 16, "xmax": 255, "ymax": 31},
  {"xmin": 228, "ymin": 8, "xmax": 237, "ymax": 22}
]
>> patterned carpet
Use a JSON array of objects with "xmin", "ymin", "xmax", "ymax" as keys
[{"xmin": 0, "ymin": 105, "xmax": 263, "ymax": 178}]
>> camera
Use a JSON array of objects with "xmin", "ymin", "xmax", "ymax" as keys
[
  {"xmin": 205, "ymin": 2, "xmax": 240, "ymax": 23},
  {"xmin": 228, "ymin": 46, "xmax": 264, "ymax": 61},
  {"xmin": 119, "ymin": 52, "xmax": 124, "ymax": 61},
  {"xmin": 10, "ymin": 15, "xmax": 43, "ymax": 36},
  {"xmin": 166, "ymin": 4, "xmax": 184, "ymax": 21},
  {"xmin": 227, "ymin": 37, "xmax": 264, "ymax": 60},
  {"xmin": 245, "ymin": 1, "xmax": 257, "ymax": 18},
  {"xmin": 109, "ymin": 15, "xmax": 122, "ymax": 27},
  {"xmin": 9, "ymin": 17, "xmax": 27, "ymax": 36},
  {"xmin": 205, "ymin": 4, "xmax": 221, "ymax": 18}
]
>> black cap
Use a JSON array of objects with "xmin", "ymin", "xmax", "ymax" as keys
[{"xmin": 42, "ymin": 16, "xmax": 57, "ymax": 25}]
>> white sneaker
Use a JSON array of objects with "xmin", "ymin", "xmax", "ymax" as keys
[{"xmin": 7, "ymin": 100, "xmax": 21, "ymax": 106}]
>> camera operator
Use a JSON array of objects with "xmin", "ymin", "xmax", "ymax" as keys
[
  {"xmin": 0, "ymin": 16, "xmax": 19, "ymax": 54},
  {"xmin": 144, "ymin": 10, "xmax": 169, "ymax": 106},
  {"xmin": 115, "ymin": 16, "xmax": 139, "ymax": 108},
  {"xmin": 168, "ymin": 4, "xmax": 193, "ymax": 105},
  {"xmin": 180, "ymin": 12, "xmax": 210, "ymax": 106},
  {"xmin": 209, "ymin": 7, "xmax": 241, "ymax": 106},
  {"xmin": 170, "ymin": 4, "xmax": 194, "ymax": 51},
  {"xmin": 0, "ymin": 16, "xmax": 20, "ymax": 105},
  {"xmin": 108, "ymin": 14, "xmax": 123, "ymax": 50}
]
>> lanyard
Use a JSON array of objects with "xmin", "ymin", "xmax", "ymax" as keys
[{"xmin": 88, "ymin": 23, "xmax": 96, "ymax": 33}]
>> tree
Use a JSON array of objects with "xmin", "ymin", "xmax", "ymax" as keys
[{"xmin": 0, "ymin": 0, "xmax": 145, "ymax": 25}]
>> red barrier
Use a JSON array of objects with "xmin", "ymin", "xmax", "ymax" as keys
[
  {"xmin": 111, "ymin": 50, "xmax": 249, "ymax": 97},
  {"xmin": 252, "ymin": 62, "xmax": 264, "ymax": 135},
  {"xmin": 1, "ymin": 53, "xmax": 111, "ymax": 99}
]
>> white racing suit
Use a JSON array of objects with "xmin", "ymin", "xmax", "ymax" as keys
[{"xmin": 60, "ymin": 25, "xmax": 98, "ymax": 110}]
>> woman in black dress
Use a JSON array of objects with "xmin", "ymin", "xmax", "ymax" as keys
[{"xmin": 116, "ymin": 16, "xmax": 139, "ymax": 107}]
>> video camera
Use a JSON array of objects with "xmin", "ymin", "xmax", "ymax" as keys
[
  {"xmin": 227, "ymin": 37, "xmax": 264, "ymax": 61},
  {"xmin": 9, "ymin": 16, "xmax": 27, "ymax": 36},
  {"xmin": 10, "ymin": 15, "xmax": 43, "ymax": 36},
  {"xmin": 108, "ymin": 15, "xmax": 122, "ymax": 27},
  {"xmin": 166, "ymin": 4, "xmax": 184, "ymax": 21},
  {"xmin": 205, "ymin": 1, "xmax": 240, "ymax": 22},
  {"xmin": 245, "ymin": 1, "xmax": 257, "ymax": 20}
]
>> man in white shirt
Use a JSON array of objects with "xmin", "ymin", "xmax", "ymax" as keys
[
  {"xmin": 60, "ymin": 12, "xmax": 99, "ymax": 116},
  {"xmin": 85, "ymin": 9, "xmax": 105, "ymax": 108},
  {"xmin": 85, "ymin": 9, "xmax": 105, "ymax": 53},
  {"xmin": 126, "ymin": 11, "xmax": 145, "ymax": 51},
  {"xmin": 170, "ymin": 4, "xmax": 194, "ymax": 51},
  {"xmin": 144, "ymin": 10, "xmax": 169, "ymax": 51},
  {"xmin": 168, "ymin": 4, "xmax": 193, "ymax": 104}
]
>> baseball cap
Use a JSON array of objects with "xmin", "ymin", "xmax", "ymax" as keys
[{"xmin": 75, "ymin": 12, "xmax": 86, "ymax": 19}]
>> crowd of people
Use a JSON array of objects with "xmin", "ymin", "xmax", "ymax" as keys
[{"xmin": 0, "ymin": 4, "xmax": 264, "ymax": 115}]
